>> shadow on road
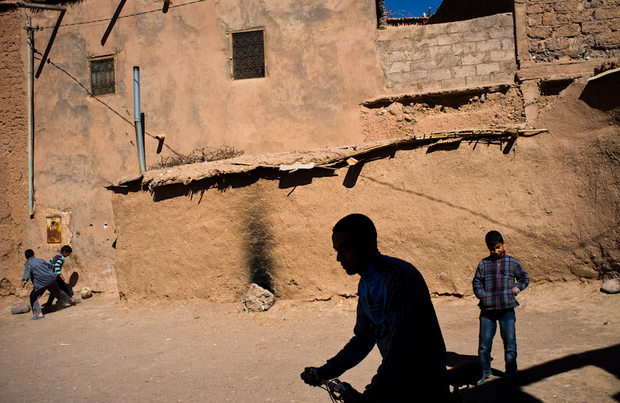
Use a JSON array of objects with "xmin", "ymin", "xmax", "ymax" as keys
[{"xmin": 449, "ymin": 343, "xmax": 620, "ymax": 402}]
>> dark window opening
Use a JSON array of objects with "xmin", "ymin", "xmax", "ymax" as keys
[
  {"xmin": 231, "ymin": 30, "xmax": 265, "ymax": 80},
  {"xmin": 90, "ymin": 57, "xmax": 115, "ymax": 96}
]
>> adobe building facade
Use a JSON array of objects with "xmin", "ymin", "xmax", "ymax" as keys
[{"xmin": 1, "ymin": 0, "xmax": 619, "ymax": 301}]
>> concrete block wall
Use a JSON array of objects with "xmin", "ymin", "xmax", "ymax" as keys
[
  {"xmin": 376, "ymin": 13, "xmax": 516, "ymax": 94},
  {"xmin": 526, "ymin": 0, "xmax": 620, "ymax": 61}
]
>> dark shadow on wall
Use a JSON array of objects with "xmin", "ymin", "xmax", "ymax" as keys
[
  {"xmin": 68, "ymin": 272, "xmax": 79, "ymax": 288},
  {"xmin": 278, "ymin": 168, "xmax": 337, "ymax": 189},
  {"xmin": 244, "ymin": 202, "xmax": 275, "ymax": 293},
  {"xmin": 424, "ymin": 137, "xmax": 517, "ymax": 156},
  {"xmin": 461, "ymin": 343, "xmax": 620, "ymax": 403},
  {"xmin": 358, "ymin": 173, "xmax": 620, "ymax": 252},
  {"xmin": 342, "ymin": 136, "xmax": 515, "ymax": 189},
  {"xmin": 108, "ymin": 134, "xmax": 521, "ymax": 202},
  {"xmin": 426, "ymin": 139, "xmax": 462, "ymax": 153},
  {"xmin": 144, "ymin": 167, "xmax": 338, "ymax": 202},
  {"xmin": 150, "ymin": 172, "xmax": 263, "ymax": 202},
  {"xmin": 360, "ymin": 174, "xmax": 542, "ymax": 244},
  {"xmin": 579, "ymin": 72, "xmax": 620, "ymax": 112},
  {"xmin": 343, "ymin": 161, "xmax": 367, "ymax": 188}
]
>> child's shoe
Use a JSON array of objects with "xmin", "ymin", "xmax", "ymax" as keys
[{"xmin": 477, "ymin": 372, "xmax": 491, "ymax": 385}]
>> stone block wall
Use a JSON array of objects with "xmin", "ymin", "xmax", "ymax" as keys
[
  {"xmin": 526, "ymin": 0, "xmax": 620, "ymax": 61},
  {"xmin": 376, "ymin": 13, "xmax": 516, "ymax": 94}
]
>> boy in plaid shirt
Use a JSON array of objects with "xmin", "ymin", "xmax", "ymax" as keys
[{"xmin": 473, "ymin": 231, "xmax": 529, "ymax": 385}]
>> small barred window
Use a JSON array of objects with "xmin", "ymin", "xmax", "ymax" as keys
[
  {"xmin": 230, "ymin": 30, "xmax": 265, "ymax": 80},
  {"xmin": 90, "ymin": 57, "xmax": 115, "ymax": 96}
]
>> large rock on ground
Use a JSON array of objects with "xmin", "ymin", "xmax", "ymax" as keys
[
  {"xmin": 243, "ymin": 283, "xmax": 275, "ymax": 312},
  {"xmin": 11, "ymin": 301, "xmax": 31, "ymax": 315},
  {"xmin": 601, "ymin": 278, "xmax": 620, "ymax": 294}
]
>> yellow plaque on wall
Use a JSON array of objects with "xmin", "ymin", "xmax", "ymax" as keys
[{"xmin": 47, "ymin": 217, "xmax": 61, "ymax": 243}]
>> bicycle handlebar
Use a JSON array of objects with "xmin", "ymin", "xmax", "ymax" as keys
[{"xmin": 301, "ymin": 367, "xmax": 353, "ymax": 402}]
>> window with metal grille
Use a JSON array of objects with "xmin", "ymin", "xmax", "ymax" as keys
[
  {"xmin": 230, "ymin": 30, "xmax": 265, "ymax": 80},
  {"xmin": 90, "ymin": 57, "xmax": 115, "ymax": 96}
]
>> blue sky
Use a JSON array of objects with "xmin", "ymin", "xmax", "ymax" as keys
[{"xmin": 384, "ymin": 0, "xmax": 443, "ymax": 18}]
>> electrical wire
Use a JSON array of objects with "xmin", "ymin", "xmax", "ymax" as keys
[
  {"xmin": 33, "ymin": 50, "xmax": 182, "ymax": 155},
  {"xmin": 39, "ymin": 0, "xmax": 205, "ymax": 30}
]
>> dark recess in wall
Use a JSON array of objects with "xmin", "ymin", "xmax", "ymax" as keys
[{"xmin": 244, "ymin": 204, "xmax": 275, "ymax": 294}]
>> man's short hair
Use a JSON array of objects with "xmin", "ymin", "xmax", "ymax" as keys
[
  {"xmin": 485, "ymin": 230, "xmax": 504, "ymax": 246},
  {"xmin": 25, "ymin": 249, "xmax": 34, "ymax": 259},
  {"xmin": 333, "ymin": 214, "xmax": 378, "ymax": 253},
  {"xmin": 61, "ymin": 245, "xmax": 72, "ymax": 254}
]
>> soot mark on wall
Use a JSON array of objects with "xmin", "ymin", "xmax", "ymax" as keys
[{"xmin": 244, "ymin": 203, "xmax": 275, "ymax": 294}]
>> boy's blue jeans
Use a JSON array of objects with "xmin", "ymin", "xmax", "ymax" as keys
[{"xmin": 478, "ymin": 308, "xmax": 517, "ymax": 376}]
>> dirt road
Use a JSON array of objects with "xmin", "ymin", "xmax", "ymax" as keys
[{"xmin": 1, "ymin": 281, "xmax": 618, "ymax": 402}]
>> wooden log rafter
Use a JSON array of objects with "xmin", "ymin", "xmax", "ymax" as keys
[{"xmin": 108, "ymin": 127, "xmax": 548, "ymax": 190}]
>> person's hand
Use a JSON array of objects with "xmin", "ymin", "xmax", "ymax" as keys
[
  {"xmin": 300, "ymin": 367, "xmax": 322, "ymax": 387},
  {"xmin": 342, "ymin": 384, "xmax": 366, "ymax": 403},
  {"xmin": 21, "ymin": 281, "xmax": 26, "ymax": 288},
  {"xmin": 512, "ymin": 287, "xmax": 520, "ymax": 296}
]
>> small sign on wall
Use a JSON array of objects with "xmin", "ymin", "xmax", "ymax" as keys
[{"xmin": 47, "ymin": 217, "xmax": 61, "ymax": 243}]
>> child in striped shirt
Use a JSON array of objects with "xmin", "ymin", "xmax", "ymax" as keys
[{"xmin": 44, "ymin": 245, "xmax": 75, "ymax": 307}]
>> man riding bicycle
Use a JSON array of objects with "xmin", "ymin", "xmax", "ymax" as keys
[{"xmin": 301, "ymin": 214, "xmax": 450, "ymax": 402}]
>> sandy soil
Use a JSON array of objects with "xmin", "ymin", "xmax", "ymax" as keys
[{"xmin": 1, "ymin": 281, "xmax": 618, "ymax": 403}]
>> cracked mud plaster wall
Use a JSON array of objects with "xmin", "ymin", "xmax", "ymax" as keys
[
  {"xmin": 0, "ymin": 10, "xmax": 29, "ymax": 296},
  {"xmin": 112, "ymin": 76, "xmax": 620, "ymax": 302},
  {"xmin": 0, "ymin": 0, "xmax": 384, "ymax": 298}
]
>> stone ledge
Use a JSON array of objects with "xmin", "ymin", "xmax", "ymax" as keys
[
  {"xmin": 362, "ymin": 83, "xmax": 513, "ymax": 106},
  {"xmin": 517, "ymin": 59, "xmax": 603, "ymax": 81}
]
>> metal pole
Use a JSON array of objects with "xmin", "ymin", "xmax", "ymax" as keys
[
  {"xmin": 133, "ymin": 67, "xmax": 146, "ymax": 173},
  {"xmin": 18, "ymin": 2, "xmax": 67, "ymax": 217},
  {"xmin": 27, "ymin": 17, "xmax": 35, "ymax": 217},
  {"xmin": 17, "ymin": 3, "xmax": 66, "ymax": 79}
]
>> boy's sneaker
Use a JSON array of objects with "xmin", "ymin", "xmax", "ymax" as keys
[{"xmin": 477, "ymin": 373, "xmax": 491, "ymax": 385}]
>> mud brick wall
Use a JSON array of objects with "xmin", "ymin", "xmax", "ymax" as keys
[
  {"xmin": 376, "ymin": 13, "xmax": 516, "ymax": 94},
  {"xmin": 526, "ymin": 0, "xmax": 620, "ymax": 61},
  {"xmin": 0, "ymin": 9, "xmax": 28, "ymax": 292}
]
